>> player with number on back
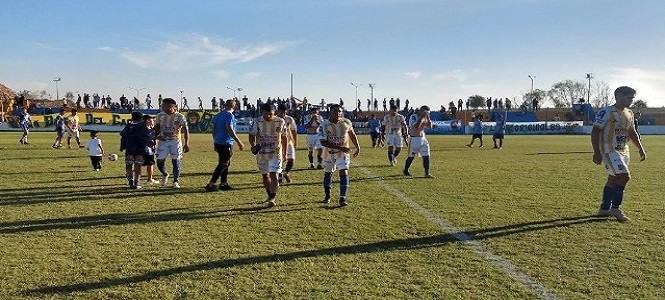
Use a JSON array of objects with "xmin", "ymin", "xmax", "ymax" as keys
[
  {"xmin": 591, "ymin": 86, "xmax": 646, "ymax": 222},
  {"xmin": 382, "ymin": 105, "xmax": 408, "ymax": 166},
  {"xmin": 303, "ymin": 107, "xmax": 324, "ymax": 169},
  {"xmin": 319, "ymin": 104, "xmax": 361, "ymax": 206}
]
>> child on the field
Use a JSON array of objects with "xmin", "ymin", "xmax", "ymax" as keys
[
  {"xmin": 120, "ymin": 112, "xmax": 151, "ymax": 189},
  {"xmin": 142, "ymin": 114, "xmax": 159, "ymax": 184},
  {"xmin": 86, "ymin": 130, "xmax": 104, "ymax": 171}
]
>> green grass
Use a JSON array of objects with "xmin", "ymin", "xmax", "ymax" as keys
[{"xmin": 0, "ymin": 132, "xmax": 663, "ymax": 299}]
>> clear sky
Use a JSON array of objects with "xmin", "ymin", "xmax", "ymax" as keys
[{"xmin": 2, "ymin": 0, "xmax": 664, "ymax": 109}]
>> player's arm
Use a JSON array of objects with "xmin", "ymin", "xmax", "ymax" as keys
[
  {"xmin": 182, "ymin": 121, "xmax": 190, "ymax": 153},
  {"xmin": 225, "ymin": 118, "xmax": 244, "ymax": 150},
  {"xmin": 281, "ymin": 131, "xmax": 288, "ymax": 160},
  {"xmin": 628, "ymin": 127, "xmax": 646, "ymax": 161},
  {"xmin": 348, "ymin": 129, "xmax": 361, "ymax": 157},
  {"xmin": 591, "ymin": 126, "xmax": 602, "ymax": 164}
]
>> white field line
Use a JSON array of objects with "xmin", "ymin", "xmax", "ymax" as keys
[{"xmin": 356, "ymin": 165, "xmax": 561, "ymax": 300}]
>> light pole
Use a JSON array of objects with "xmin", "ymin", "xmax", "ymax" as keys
[
  {"xmin": 586, "ymin": 73, "xmax": 593, "ymax": 103},
  {"xmin": 368, "ymin": 83, "xmax": 376, "ymax": 108},
  {"xmin": 350, "ymin": 82, "xmax": 361, "ymax": 103},
  {"xmin": 129, "ymin": 87, "xmax": 146, "ymax": 100},
  {"xmin": 527, "ymin": 75, "xmax": 535, "ymax": 94},
  {"xmin": 53, "ymin": 77, "xmax": 61, "ymax": 100},
  {"xmin": 180, "ymin": 90, "xmax": 184, "ymax": 107},
  {"xmin": 226, "ymin": 87, "xmax": 243, "ymax": 99}
]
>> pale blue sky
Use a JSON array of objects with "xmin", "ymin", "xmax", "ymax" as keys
[{"xmin": 2, "ymin": 0, "xmax": 664, "ymax": 109}]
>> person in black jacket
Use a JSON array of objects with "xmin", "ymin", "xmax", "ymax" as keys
[{"xmin": 120, "ymin": 112, "xmax": 151, "ymax": 189}]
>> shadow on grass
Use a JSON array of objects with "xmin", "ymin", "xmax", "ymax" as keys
[
  {"xmin": 24, "ymin": 214, "xmax": 603, "ymax": 295},
  {"xmin": 0, "ymin": 205, "xmax": 309, "ymax": 234},
  {"xmin": 525, "ymin": 151, "xmax": 593, "ymax": 155}
]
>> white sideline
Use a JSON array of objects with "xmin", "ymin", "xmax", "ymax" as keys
[{"xmin": 356, "ymin": 165, "xmax": 561, "ymax": 300}]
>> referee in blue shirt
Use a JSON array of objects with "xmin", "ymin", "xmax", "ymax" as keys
[{"xmin": 205, "ymin": 99, "xmax": 245, "ymax": 192}]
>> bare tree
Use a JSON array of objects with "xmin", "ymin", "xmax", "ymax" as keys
[
  {"xmin": 591, "ymin": 81, "xmax": 611, "ymax": 108},
  {"xmin": 547, "ymin": 80, "xmax": 586, "ymax": 108},
  {"xmin": 522, "ymin": 89, "xmax": 547, "ymax": 107}
]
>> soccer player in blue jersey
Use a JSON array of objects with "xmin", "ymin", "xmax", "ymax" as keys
[
  {"xmin": 205, "ymin": 99, "xmax": 245, "ymax": 192},
  {"xmin": 367, "ymin": 114, "xmax": 382, "ymax": 148},
  {"xmin": 467, "ymin": 114, "xmax": 484, "ymax": 148},
  {"xmin": 492, "ymin": 112, "xmax": 507, "ymax": 149},
  {"xmin": 591, "ymin": 86, "xmax": 646, "ymax": 221},
  {"xmin": 319, "ymin": 104, "xmax": 361, "ymax": 206},
  {"xmin": 120, "ymin": 112, "xmax": 151, "ymax": 189},
  {"xmin": 52, "ymin": 109, "xmax": 66, "ymax": 148}
]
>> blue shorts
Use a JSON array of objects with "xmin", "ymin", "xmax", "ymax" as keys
[{"xmin": 493, "ymin": 133, "xmax": 505, "ymax": 139}]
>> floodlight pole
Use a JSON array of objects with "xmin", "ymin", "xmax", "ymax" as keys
[
  {"xmin": 586, "ymin": 73, "xmax": 593, "ymax": 103},
  {"xmin": 527, "ymin": 75, "xmax": 535, "ymax": 94},
  {"xmin": 129, "ymin": 87, "xmax": 146, "ymax": 100},
  {"xmin": 180, "ymin": 90, "xmax": 184, "ymax": 107},
  {"xmin": 351, "ymin": 82, "xmax": 361, "ymax": 104},
  {"xmin": 53, "ymin": 77, "xmax": 62, "ymax": 100},
  {"xmin": 368, "ymin": 84, "xmax": 376, "ymax": 108}
]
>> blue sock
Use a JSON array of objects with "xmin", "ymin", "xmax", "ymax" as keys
[
  {"xmin": 157, "ymin": 159, "xmax": 168, "ymax": 176},
  {"xmin": 423, "ymin": 156, "xmax": 430, "ymax": 175},
  {"xmin": 172, "ymin": 159, "xmax": 181, "ymax": 182},
  {"xmin": 340, "ymin": 172, "xmax": 349, "ymax": 198},
  {"xmin": 601, "ymin": 186, "xmax": 613, "ymax": 210},
  {"xmin": 323, "ymin": 172, "xmax": 332, "ymax": 197},
  {"xmin": 611, "ymin": 185, "xmax": 625, "ymax": 209}
]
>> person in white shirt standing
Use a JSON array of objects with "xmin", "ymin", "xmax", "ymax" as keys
[
  {"xmin": 403, "ymin": 106, "xmax": 434, "ymax": 178},
  {"xmin": 86, "ymin": 130, "xmax": 104, "ymax": 171}
]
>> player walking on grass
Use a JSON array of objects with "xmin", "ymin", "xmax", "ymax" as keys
[
  {"xmin": 591, "ymin": 86, "xmax": 646, "ymax": 222},
  {"xmin": 382, "ymin": 104, "xmax": 408, "ymax": 166},
  {"xmin": 142, "ymin": 115, "xmax": 159, "ymax": 185},
  {"xmin": 52, "ymin": 110, "xmax": 66, "ymax": 148},
  {"xmin": 86, "ymin": 130, "xmax": 104, "ymax": 171},
  {"xmin": 320, "ymin": 104, "xmax": 361, "ymax": 206},
  {"xmin": 120, "ymin": 112, "xmax": 151, "ymax": 189},
  {"xmin": 154, "ymin": 98, "xmax": 190, "ymax": 188},
  {"xmin": 18, "ymin": 107, "xmax": 32, "ymax": 145},
  {"xmin": 303, "ymin": 107, "xmax": 324, "ymax": 169},
  {"xmin": 404, "ymin": 106, "xmax": 434, "ymax": 178},
  {"xmin": 66, "ymin": 109, "xmax": 84, "ymax": 149},
  {"xmin": 249, "ymin": 103, "xmax": 287, "ymax": 208},
  {"xmin": 277, "ymin": 104, "xmax": 298, "ymax": 184},
  {"xmin": 492, "ymin": 112, "xmax": 507, "ymax": 149},
  {"xmin": 205, "ymin": 100, "xmax": 245, "ymax": 192},
  {"xmin": 467, "ymin": 114, "xmax": 484, "ymax": 148}
]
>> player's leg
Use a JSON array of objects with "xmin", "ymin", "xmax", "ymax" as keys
[
  {"xmin": 322, "ymin": 157, "xmax": 336, "ymax": 203},
  {"xmin": 156, "ymin": 141, "xmax": 170, "ymax": 186},
  {"xmin": 403, "ymin": 140, "xmax": 416, "ymax": 176},
  {"xmin": 337, "ymin": 155, "xmax": 351, "ymax": 206},
  {"xmin": 170, "ymin": 142, "xmax": 183, "ymax": 188},
  {"xmin": 124, "ymin": 154, "xmax": 135, "ymax": 188},
  {"xmin": 316, "ymin": 148, "xmax": 323, "ymax": 169}
]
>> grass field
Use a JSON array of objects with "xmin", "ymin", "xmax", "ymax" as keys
[{"xmin": 0, "ymin": 132, "xmax": 663, "ymax": 300}]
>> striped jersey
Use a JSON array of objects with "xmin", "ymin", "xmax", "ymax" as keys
[
  {"xmin": 383, "ymin": 113, "xmax": 406, "ymax": 135},
  {"xmin": 303, "ymin": 114, "xmax": 323, "ymax": 134},
  {"xmin": 282, "ymin": 114, "xmax": 297, "ymax": 146},
  {"xmin": 318, "ymin": 118, "xmax": 354, "ymax": 159},
  {"xmin": 67, "ymin": 114, "xmax": 80, "ymax": 130},
  {"xmin": 155, "ymin": 112, "xmax": 187, "ymax": 141},
  {"xmin": 250, "ymin": 116, "xmax": 286, "ymax": 159},
  {"xmin": 593, "ymin": 106, "xmax": 634, "ymax": 154}
]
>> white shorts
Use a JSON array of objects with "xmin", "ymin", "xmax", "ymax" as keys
[
  {"xmin": 286, "ymin": 145, "xmax": 296, "ymax": 160},
  {"xmin": 408, "ymin": 137, "xmax": 430, "ymax": 157},
  {"xmin": 156, "ymin": 140, "xmax": 183, "ymax": 160},
  {"xmin": 386, "ymin": 133, "xmax": 403, "ymax": 148},
  {"xmin": 257, "ymin": 156, "xmax": 283, "ymax": 174},
  {"xmin": 67, "ymin": 128, "xmax": 80, "ymax": 138},
  {"xmin": 323, "ymin": 153, "xmax": 351, "ymax": 173},
  {"xmin": 602, "ymin": 151, "xmax": 630, "ymax": 176},
  {"xmin": 307, "ymin": 134, "xmax": 323, "ymax": 150}
]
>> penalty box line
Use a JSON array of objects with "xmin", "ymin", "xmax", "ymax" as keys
[{"xmin": 355, "ymin": 165, "xmax": 561, "ymax": 300}]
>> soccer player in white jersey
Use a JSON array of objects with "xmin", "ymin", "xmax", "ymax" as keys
[
  {"xmin": 404, "ymin": 106, "xmax": 434, "ymax": 178},
  {"xmin": 303, "ymin": 107, "xmax": 324, "ymax": 169},
  {"xmin": 18, "ymin": 107, "xmax": 32, "ymax": 145},
  {"xmin": 250, "ymin": 103, "xmax": 288, "ymax": 208},
  {"xmin": 319, "ymin": 104, "xmax": 360, "ymax": 206},
  {"xmin": 591, "ymin": 86, "xmax": 646, "ymax": 222},
  {"xmin": 277, "ymin": 104, "xmax": 298, "ymax": 184},
  {"xmin": 154, "ymin": 98, "xmax": 190, "ymax": 188},
  {"xmin": 382, "ymin": 104, "xmax": 408, "ymax": 166}
]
